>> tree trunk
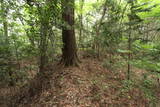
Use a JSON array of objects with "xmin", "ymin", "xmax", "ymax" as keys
[
  {"xmin": 1, "ymin": 0, "xmax": 15, "ymax": 86},
  {"xmin": 79, "ymin": 0, "xmax": 84, "ymax": 48},
  {"xmin": 1, "ymin": 0, "xmax": 9, "ymax": 45},
  {"xmin": 39, "ymin": 21, "xmax": 48, "ymax": 72},
  {"xmin": 127, "ymin": 0, "xmax": 134, "ymax": 80},
  {"xmin": 61, "ymin": 0, "xmax": 79, "ymax": 66},
  {"xmin": 94, "ymin": 1, "xmax": 107, "ymax": 58},
  {"xmin": 127, "ymin": 27, "xmax": 131, "ymax": 80},
  {"xmin": 38, "ymin": 7, "xmax": 50, "ymax": 72}
]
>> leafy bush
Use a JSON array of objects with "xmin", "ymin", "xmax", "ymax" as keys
[{"xmin": 102, "ymin": 55, "xmax": 126, "ymax": 71}]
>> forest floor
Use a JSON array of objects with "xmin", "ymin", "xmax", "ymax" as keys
[{"xmin": 1, "ymin": 57, "xmax": 160, "ymax": 107}]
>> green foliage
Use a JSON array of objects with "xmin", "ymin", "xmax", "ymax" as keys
[
  {"xmin": 120, "ymin": 80, "xmax": 135, "ymax": 95},
  {"xmin": 132, "ymin": 41, "xmax": 160, "ymax": 73},
  {"xmin": 140, "ymin": 78, "xmax": 157, "ymax": 102},
  {"xmin": 132, "ymin": 59, "xmax": 160, "ymax": 72},
  {"xmin": 122, "ymin": 80, "xmax": 134, "ymax": 90},
  {"xmin": 103, "ymin": 55, "xmax": 126, "ymax": 71}
]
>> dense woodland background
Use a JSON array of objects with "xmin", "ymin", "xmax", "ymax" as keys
[{"xmin": 0, "ymin": 0, "xmax": 160, "ymax": 106}]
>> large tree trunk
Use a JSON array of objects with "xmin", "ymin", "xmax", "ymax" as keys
[{"xmin": 61, "ymin": 0, "xmax": 79, "ymax": 66}]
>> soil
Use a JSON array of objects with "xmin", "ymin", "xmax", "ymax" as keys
[{"xmin": 0, "ymin": 58, "xmax": 159, "ymax": 107}]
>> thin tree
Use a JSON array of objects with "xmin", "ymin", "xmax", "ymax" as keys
[
  {"xmin": 94, "ymin": 0, "xmax": 107, "ymax": 58},
  {"xmin": 1, "ymin": 0, "xmax": 15, "ymax": 85},
  {"xmin": 39, "ymin": 15, "xmax": 49, "ymax": 72},
  {"xmin": 1, "ymin": 0, "xmax": 9, "ymax": 45},
  {"xmin": 78, "ymin": 0, "xmax": 84, "ymax": 48},
  {"xmin": 26, "ymin": 1, "xmax": 49, "ymax": 72}
]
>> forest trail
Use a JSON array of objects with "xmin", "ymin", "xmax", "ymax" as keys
[{"xmin": 5, "ymin": 58, "xmax": 152, "ymax": 107}]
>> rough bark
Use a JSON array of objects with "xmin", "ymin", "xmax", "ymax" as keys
[{"xmin": 61, "ymin": 0, "xmax": 79, "ymax": 66}]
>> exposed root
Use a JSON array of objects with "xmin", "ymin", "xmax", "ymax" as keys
[{"xmin": 59, "ymin": 53, "xmax": 80, "ymax": 67}]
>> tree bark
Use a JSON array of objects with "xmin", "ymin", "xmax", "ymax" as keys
[
  {"xmin": 1, "ymin": 0, "xmax": 15, "ymax": 86},
  {"xmin": 127, "ymin": 0, "xmax": 134, "ymax": 80},
  {"xmin": 37, "ymin": 5, "xmax": 50, "ymax": 72},
  {"xmin": 79, "ymin": 0, "xmax": 84, "ymax": 48},
  {"xmin": 94, "ymin": 0, "xmax": 107, "ymax": 58},
  {"xmin": 61, "ymin": 0, "xmax": 79, "ymax": 66},
  {"xmin": 39, "ymin": 19, "xmax": 49, "ymax": 72},
  {"xmin": 1, "ymin": 0, "xmax": 9, "ymax": 44},
  {"xmin": 127, "ymin": 27, "xmax": 131, "ymax": 80}
]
